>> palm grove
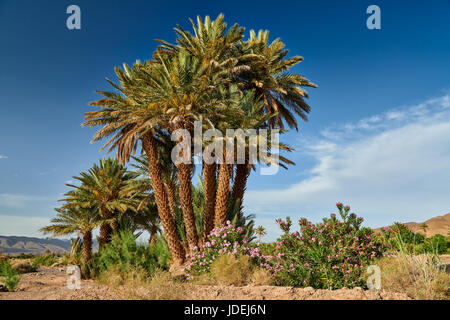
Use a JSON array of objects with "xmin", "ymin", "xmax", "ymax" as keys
[{"xmin": 42, "ymin": 15, "xmax": 316, "ymax": 267}]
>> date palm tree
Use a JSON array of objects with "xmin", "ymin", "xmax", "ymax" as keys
[
  {"xmin": 226, "ymin": 30, "xmax": 316, "ymax": 215},
  {"xmin": 255, "ymin": 225, "xmax": 267, "ymax": 243},
  {"xmin": 240, "ymin": 29, "xmax": 317, "ymax": 130},
  {"xmin": 142, "ymin": 50, "xmax": 234, "ymax": 251},
  {"xmin": 131, "ymin": 205, "xmax": 162, "ymax": 246},
  {"xmin": 158, "ymin": 14, "xmax": 249, "ymax": 239},
  {"xmin": 163, "ymin": 17, "xmax": 315, "ymax": 224},
  {"xmin": 420, "ymin": 222, "xmax": 429, "ymax": 235},
  {"xmin": 83, "ymin": 70, "xmax": 186, "ymax": 263},
  {"xmin": 61, "ymin": 158, "xmax": 141, "ymax": 248},
  {"xmin": 40, "ymin": 207, "xmax": 99, "ymax": 262},
  {"xmin": 83, "ymin": 51, "xmax": 219, "ymax": 260},
  {"xmin": 215, "ymin": 89, "xmax": 295, "ymax": 224}
]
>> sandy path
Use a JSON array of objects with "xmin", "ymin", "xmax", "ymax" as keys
[
  {"xmin": 0, "ymin": 267, "xmax": 116, "ymax": 300},
  {"xmin": 0, "ymin": 266, "xmax": 414, "ymax": 300}
]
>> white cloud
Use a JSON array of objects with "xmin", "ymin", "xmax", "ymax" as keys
[
  {"xmin": 0, "ymin": 155, "xmax": 7, "ymax": 159},
  {"xmin": 246, "ymin": 95, "xmax": 450, "ymax": 240},
  {"xmin": 0, "ymin": 215, "xmax": 52, "ymax": 237}
]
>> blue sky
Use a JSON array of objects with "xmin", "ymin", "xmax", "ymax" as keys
[{"xmin": 0, "ymin": 0, "xmax": 449, "ymax": 241}]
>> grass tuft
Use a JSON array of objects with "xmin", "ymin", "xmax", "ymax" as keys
[
  {"xmin": 210, "ymin": 254, "xmax": 253, "ymax": 286},
  {"xmin": 375, "ymin": 253, "xmax": 450, "ymax": 300}
]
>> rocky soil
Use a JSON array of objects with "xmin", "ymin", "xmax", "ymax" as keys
[{"xmin": 0, "ymin": 266, "xmax": 412, "ymax": 300}]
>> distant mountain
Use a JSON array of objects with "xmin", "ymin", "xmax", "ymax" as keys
[
  {"xmin": 0, "ymin": 236, "xmax": 71, "ymax": 255},
  {"xmin": 376, "ymin": 213, "xmax": 450, "ymax": 237}
]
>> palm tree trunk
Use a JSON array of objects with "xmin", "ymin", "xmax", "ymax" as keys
[
  {"xmin": 231, "ymin": 161, "xmax": 252, "ymax": 219},
  {"xmin": 176, "ymin": 162, "xmax": 198, "ymax": 251},
  {"xmin": 110, "ymin": 217, "xmax": 119, "ymax": 232},
  {"xmin": 164, "ymin": 181, "xmax": 177, "ymax": 218},
  {"xmin": 82, "ymin": 230, "xmax": 93, "ymax": 262},
  {"xmin": 142, "ymin": 132, "xmax": 185, "ymax": 264},
  {"xmin": 149, "ymin": 230, "xmax": 157, "ymax": 247},
  {"xmin": 202, "ymin": 161, "xmax": 216, "ymax": 242},
  {"xmin": 214, "ymin": 152, "xmax": 232, "ymax": 226},
  {"xmin": 99, "ymin": 223, "xmax": 112, "ymax": 249}
]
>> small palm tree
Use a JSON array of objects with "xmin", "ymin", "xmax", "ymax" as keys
[
  {"xmin": 420, "ymin": 222, "xmax": 429, "ymax": 235},
  {"xmin": 62, "ymin": 158, "xmax": 141, "ymax": 248},
  {"xmin": 40, "ymin": 207, "xmax": 99, "ymax": 262},
  {"xmin": 132, "ymin": 205, "xmax": 162, "ymax": 246},
  {"xmin": 255, "ymin": 226, "xmax": 267, "ymax": 243}
]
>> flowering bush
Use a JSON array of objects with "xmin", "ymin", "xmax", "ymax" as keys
[
  {"xmin": 184, "ymin": 221, "xmax": 250, "ymax": 278},
  {"xmin": 253, "ymin": 203, "xmax": 387, "ymax": 289}
]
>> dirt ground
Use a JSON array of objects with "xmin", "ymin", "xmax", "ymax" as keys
[{"xmin": 0, "ymin": 266, "xmax": 412, "ymax": 300}]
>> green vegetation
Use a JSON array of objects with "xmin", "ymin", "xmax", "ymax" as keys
[
  {"xmin": 184, "ymin": 204, "xmax": 386, "ymax": 290},
  {"xmin": 0, "ymin": 260, "xmax": 21, "ymax": 291},
  {"xmin": 380, "ymin": 222, "xmax": 450, "ymax": 255},
  {"xmin": 256, "ymin": 203, "xmax": 386, "ymax": 289},
  {"xmin": 32, "ymin": 254, "xmax": 59, "ymax": 267},
  {"xmin": 96, "ymin": 230, "xmax": 170, "ymax": 277}
]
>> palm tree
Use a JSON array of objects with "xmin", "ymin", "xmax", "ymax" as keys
[
  {"xmin": 239, "ymin": 29, "xmax": 317, "ymax": 130},
  {"xmin": 420, "ymin": 222, "xmax": 429, "ymax": 235},
  {"xmin": 83, "ymin": 55, "xmax": 204, "ymax": 262},
  {"xmin": 201, "ymin": 160, "xmax": 216, "ymax": 243},
  {"xmin": 40, "ymin": 207, "xmax": 99, "ymax": 262},
  {"xmin": 131, "ymin": 205, "xmax": 162, "ymax": 246},
  {"xmin": 255, "ymin": 226, "xmax": 267, "ymax": 243},
  {"xmin": 226, "ymin": 30, "xmax": 316, "ymax": 215},
  {"xmin": 61, "ymin": 158, "xmax": 141, "ymax": 248},
  {"xmin": 192, "ymin": 175, "xmax": 256, "ymax": 241},
  {"xmin": 158, "ymin": 15, "xmax": 248, "ymax": 236},
  {"xmin": 164, "ymin": 18, "xmax": 314, "ymax": 223}
]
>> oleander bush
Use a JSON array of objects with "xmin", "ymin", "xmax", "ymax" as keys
[
  {"xmin": 249, "ymin": 203, "xmax": 387, "ymax": 289},
  {"xmin": 185, "ymin": 203, "xmax": 386, "ymax": 290},
  {"xmin": 184, "ymin": 222, "xmax": 251, "ymax": 279}
]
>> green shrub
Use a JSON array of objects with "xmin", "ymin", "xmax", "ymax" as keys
[
  {"xmin": 0, "ymin": 260, "xmax": 21, "ymax": 291},
  {"xmin": 95, "ymin": 230, "xmax": 170, "ymax": 277},
  {"xmin": 421, "ymin": 234, "xmax": 449, "ymax": 255},
  {"xmin": 252, "ymin": 203, "xmax": 387, "ymax": 289},
  {"xmin": 184, "ymin": 222, "xmax": 252, "ymax": 278},
  {"xmin": 386, "ymin": 229, "xmax": 450, "ymax": 255},
  {"xmin": 391, "ymin": 222, "xmax": 425, "ymax": 244},
  {"xmin": 16, "ymin": 253, "xmax": 36, "ymax": 260},
  {"xmin": 32, "ymin": 254, "xmax": 58, "ymax": 267}
]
